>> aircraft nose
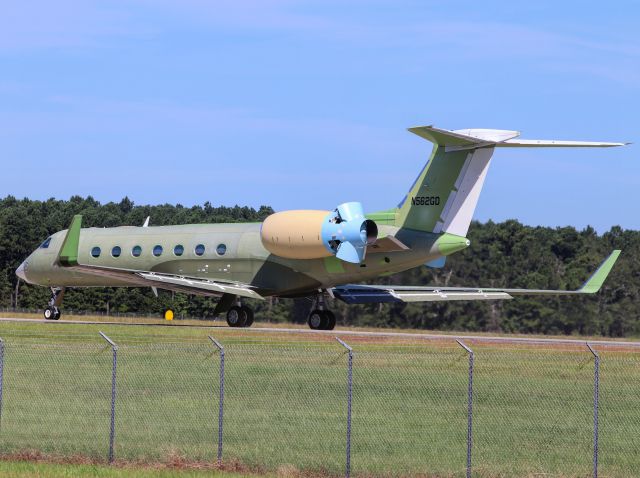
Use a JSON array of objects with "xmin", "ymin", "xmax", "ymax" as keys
[{"xmin": 16, "ymin": 261, "xmax": 27, "ymax": 281}]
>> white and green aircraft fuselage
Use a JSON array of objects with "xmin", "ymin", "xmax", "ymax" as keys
[{"xmin": 16, "ymin": 126, "xmax": 626, "ymax": 329}]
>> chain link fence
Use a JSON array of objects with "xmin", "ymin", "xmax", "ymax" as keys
[{"xmin": 0, "ymin": 334, "xmax": 638, "ymax": 477}]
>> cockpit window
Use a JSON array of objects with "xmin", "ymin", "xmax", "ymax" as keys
[{"xmin": 40, "ymin": 237, "xmax": 52, "ymax": 249}]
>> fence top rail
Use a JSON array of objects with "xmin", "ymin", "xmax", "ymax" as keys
[
  {"xmin": 456, "ymin": 339, "xmax": 473, "ymax": 354},
  {"xmin": 336, "ymin": 337, "xmax": 353, "ymax": 352},
  {"xmin": 99, "ymin": 331, "xmax": 118, "ymax": 349},
  {"xmin": 208, "ymin": 336, "xmax": 224, "ymax": 352}
]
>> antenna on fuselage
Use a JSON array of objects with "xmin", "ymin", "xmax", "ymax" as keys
[{"xmin": 142, "ymin": 216, "xmax": 150, "ymax": 227}]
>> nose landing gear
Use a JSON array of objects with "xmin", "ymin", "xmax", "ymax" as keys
[{"xmin": 44, "ymin": 287, "xmax": 65, "ymax": 320}]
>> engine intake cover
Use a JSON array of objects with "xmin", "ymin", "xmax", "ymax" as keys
[
  {"xmin": 260, "ymin": 210, "xmax": 333, "ymax": 260},
  {"xmin": 260, "ymin": 202, "xmax": 378, "ymax": 263}
]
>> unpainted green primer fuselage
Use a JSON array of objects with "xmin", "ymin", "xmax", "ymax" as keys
[{"xmin": 20, "ymin": 221, "xmax": 468, "ymax": 297}]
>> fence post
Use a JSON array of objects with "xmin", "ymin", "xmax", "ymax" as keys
[
  {"xmin": 0, "ymin": 337, "xmax": 4, "ymax": 431},
  {"xmin": 336, "ymin": 337, "xmax": 353, "ymax": 478},
  {"xmin": 208, "ymin": 336, "xmax": 225, "ymax": 465},
  {"xmin": 99, "ymin": 332, "xmax": 118, "ymax": 464},
  {"xmin": 587, "ymin": 343, "xmax": 599, "ymax": 478},
  {"xmin": 456, "ymin": 339, "xmax": 474, "ymax": 478}
]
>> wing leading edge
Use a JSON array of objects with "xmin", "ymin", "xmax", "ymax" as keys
[{"xmin": 332, "ymin": 250, "xmax": 621, "ymax": 304}]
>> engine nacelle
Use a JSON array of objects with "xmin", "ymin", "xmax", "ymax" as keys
[{"xmin": 260, "ymin": 202, "xmax": 378, "ymax": 263}]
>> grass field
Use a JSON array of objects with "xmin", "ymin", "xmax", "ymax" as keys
[
  {"xmin": 0, "ymin": 460, "xmax": 264, "ymax": 477},
  {"xmin": 0, "ymin": 318, "xmax": 638, "ymax": 477}
]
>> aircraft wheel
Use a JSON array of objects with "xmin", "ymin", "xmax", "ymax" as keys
[
  {"xmin": 44, "ymin": 306, "xmax": 60, "ymax": 320},
  {"xmin": 226, "ymin": 306, "xmax": 247, "ymax": 327},
  {"xmin": 308, "ymin": 309, "xmax": 328, "ymax": 330},
  {"xmin": 323, "ymin": 310, "xmax": 336, "ymax": 331},
  {"xmin": 241, "ymin": 306, "xmax": 254, "ymax": 327}
]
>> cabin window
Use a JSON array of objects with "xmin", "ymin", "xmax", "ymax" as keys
[
  {"xmin": 174, "ymin": 245, "xmax": 184, "ymax": 256},
  {"xmin": 40, "ymin": 237, "xmax": 52, "ymax": 249},
  {"xmin": 112, "ymin": 246, "xmax": 121, "ymax": 258},
  {"xmin": 216, "ymin": 244, "xmax": 227, "ymax": 256},
  {"xmin": 132, "ymin": 245, "xmax": 142, "ymax": 257},
  {"xmin": 91, "ymin": 247, "xmax": 101, "ymax": 258},
  {"xmin": 194, "ymin": 244, "xmax": 205, "ymax": 256},
  {"xmin": 153, "ymin": 245, "xmax": 163, "ymax": 257}
]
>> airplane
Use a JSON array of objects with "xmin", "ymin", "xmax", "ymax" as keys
[{"xmin": 15, "ymin": 125, "xmax": 626, "ymax": 330}]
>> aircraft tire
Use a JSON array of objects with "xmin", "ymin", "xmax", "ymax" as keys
[
  {"xmin": 322, "ymin": 310, "xmax": 336, "ymax": 330},
  {"xmin": 44, "ymin": 306, "xmax": 59, "ymax": 320},
  {"xmin": 226, "ymin": 306, "xmax": 247, "ymax": 327},
  {"xmin": 308, "ymin": 309, "xmax": 328, "ymax": 330},
  {"xmin": 241, "ymin": 306, "xmax": 254, "ymax": 327}
]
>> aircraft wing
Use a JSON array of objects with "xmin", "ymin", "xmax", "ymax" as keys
[
  {"xmin": 332, "ymin": 250, "xmax": 620, "ymax": 304},
  {"xmin": 56, "ymin": 215, "xmax": 264, "ymax": 300}
]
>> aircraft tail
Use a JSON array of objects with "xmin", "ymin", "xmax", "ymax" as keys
[{"xmin": 394, "ymin": 125, "xmax": 627, "ymax": 236}]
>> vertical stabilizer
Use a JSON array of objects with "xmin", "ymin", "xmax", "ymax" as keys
[
  {"xmin": 395, "ymin": 125, "xmax": 627, "ymax": 235},
  {"xmin": 396, "ymin": 143, "xmax": 494, "ymax": 236}
]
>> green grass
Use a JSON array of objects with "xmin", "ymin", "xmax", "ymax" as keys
[
  {"xmin": 0, "ymin": 321, "xmax": 638, "ymax": 477},
  {"xmin": 0, "ymin": 461, "xmax": 262, "ymax": 477}
]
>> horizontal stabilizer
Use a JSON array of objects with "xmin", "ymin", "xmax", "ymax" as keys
[
  {"xmin": 497, "ymin": 139, "xmax": 629, "ymax": 148},
  {"xmin": 409, "ymin": 125, "xmax": 628, "ymax": 151}
]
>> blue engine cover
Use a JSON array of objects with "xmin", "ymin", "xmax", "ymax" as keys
[{"xmin": 320, "ymin": 202, "xmax": 376, "ymax": 263}]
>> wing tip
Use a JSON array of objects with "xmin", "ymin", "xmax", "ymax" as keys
[
  {"xmin": 57, "ymin": 215, "xmax": 83, "ymax": 267},
  {"xmin": 579, "ymin": 249, "xmax": 621, "ymax": 293}
]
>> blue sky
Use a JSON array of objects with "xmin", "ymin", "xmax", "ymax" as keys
[{"xmin": 0, "ymin": 1, "xmax": 638, "ymax": 231}]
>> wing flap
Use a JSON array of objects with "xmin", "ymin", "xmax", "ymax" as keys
[
  {"xmin": 67, "ymin": 263, "xmax": 264, "ymax": 300},
  {"xmin": 332, "ymin": 285, "xmax": 511, "ymax": 304},
  {"xmin": 137, "ymin": 272, "xmax": 264, "ymax": 299}
]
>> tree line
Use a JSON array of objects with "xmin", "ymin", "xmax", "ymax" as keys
[{"xmin": 1, "ymin": 196, "xmax": 637, "ymax": 337}]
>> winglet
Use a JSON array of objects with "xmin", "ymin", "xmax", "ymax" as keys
[
  {"xmin": 58, "ymin": 215, "xmax": 83, "ymax": 266},
  {"xmin": 579, "ymin": 250, "xmax": 621, "ymax": 293}
]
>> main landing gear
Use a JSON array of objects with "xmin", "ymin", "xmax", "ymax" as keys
[
  {"xmin": 44, "ymin": 287, "xmax": 65, "ymax": 320},
  {"xmin": 308, "ymin": 309, "xmax": 336, "ymax": 330},
  {"xmin": 214, "ymin": 294, "xmax": 254, "ymax": 328},
  {"xmin": 307, "ymin": 292, "xmax": 336, "ymax": 331},
  {"xmin": 226, "ymin": 304, "xmax": 254, "ymax": 328}
]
